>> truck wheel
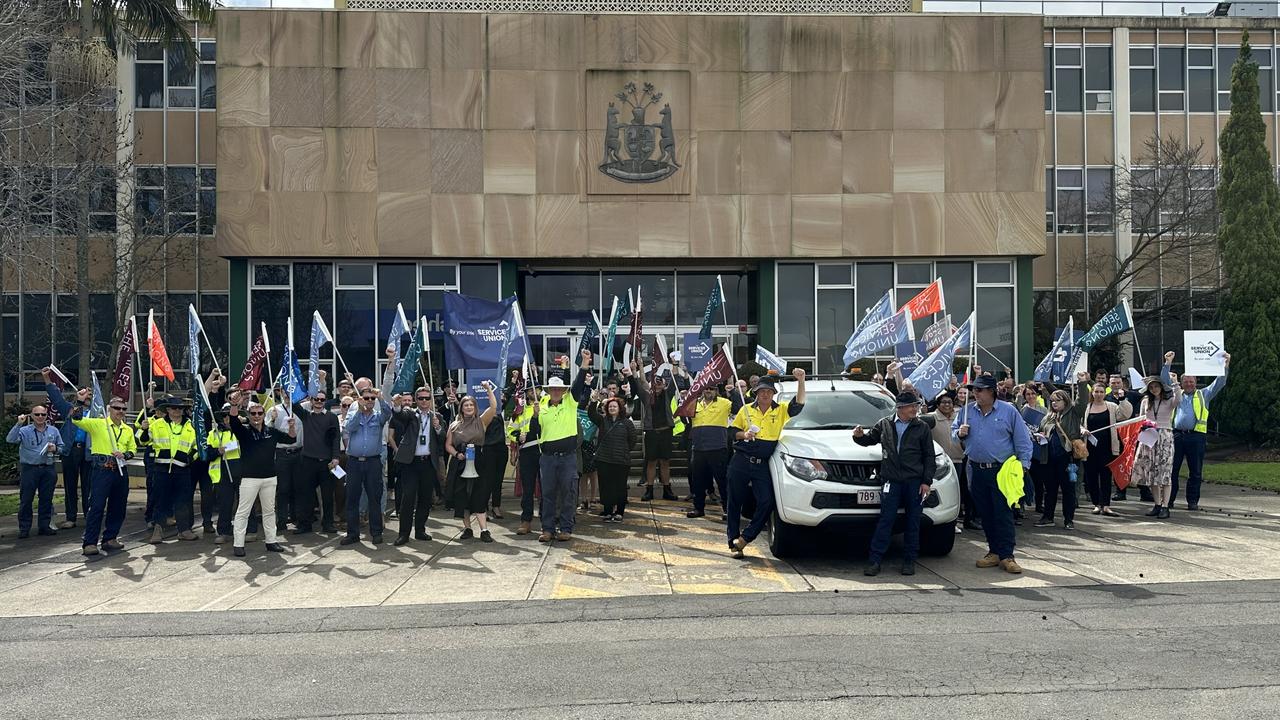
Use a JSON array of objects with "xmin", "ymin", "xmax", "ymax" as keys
[
  {"xmin": 767, "ymin": 510, "xmax": 806, "ymax": 558},
  {"xmin": 919, "ymin": 522, "xmax": 957, "ymax": 557}
]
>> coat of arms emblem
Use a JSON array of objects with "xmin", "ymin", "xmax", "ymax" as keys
[{"xmin": 599, "ymin": 82, "xmax": 680, "ymax": 183}]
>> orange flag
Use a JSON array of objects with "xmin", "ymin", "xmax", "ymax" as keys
[
  {"xmin": 899, "ymin": 279, "xmax": 945, "ymax": 321},
  {"xmin": 1106, "ymin": 420, "xmax": 1148, "ymax": 490},
  {"xmin": 147, "ymin": 309, "xmax": 175, "ymax": 381}
]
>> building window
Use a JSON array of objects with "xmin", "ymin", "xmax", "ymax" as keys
[
  {"xmin": 135, "ymin": 165, "xmax": 213, "ymax": 236},
  {"xmin": 1218, "ymin": 45, "xmax": 1274, "ymax": 112},
  {"xmin": 1189, "ymin": 47, "xmax": 1214, "ymax": 112},
  {"xmin": 1130, "ymin": 46, "xmax": 1156, "ymax": 112},
  {"xmin": 165, "ymin": 166, "xmax": 198, "ymax": 234},
  {"xmin": 1044, "ymin": 45, "xmax": 1053, "ymax": 111},
  {"xmin": 777, "ymin": 263, "xmax": 815, "ymax": 358},
  {"xmin": 976, "ymin": 264, "xmax": 1015, "ymax": 372},
  {"xmin": 1055, "ymin": 168, "xmax": 1085, "ymax": 234},
  {"xmin": 199, "ymin": 41, "xmax": 217, "ymax": 109},
  {"xmin": 816, "ymin": 263, "xmax": 854, "ymax": 375},
  {"xmin": 1086, "ymin": 167, "xmax": 1114, "ymax": 233},
  {"xmin": 1158, "ymin": 46, "xmax": 1185, "ymax": 111},
  {"xmin": 167, "ymin": 43, "xmax": 197, "ymax": 108},
  {"xmin": 135, "ymin": 41, "xmax": 164, "ymax": 109},
  {"xmin": 1053, "ymin": 45, "xmax": 1083, "ymax": 112},
  {"xmin": 1085, "ymin": 46, "xmax": 1113, "ymax": 111}
]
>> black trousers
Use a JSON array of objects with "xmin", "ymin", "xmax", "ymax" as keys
[
  {"xmin": 193, "ymin": 459, "xmax": 215, "ymax": 526},
  {"xmin": 62, "ymin": 445, "xmax": 91, "ymax": 522},
  {"xmin": 1083, "ymin": 455, "xmax": 1113, "ymax": 508},
  {"xmin": 689, "ymin": 448, "xmax": 729, "ymax": 513},
  {"xmin": 295, "ymin": 456, "xmax": 336, "ymax": 531},
  {"xmin": 518, "ymin": 447, "xmax": 541, "ymax": 522},
  {"xmin": 275, "ymin": 449, "xmax": 301, "ymax": 529},
  {"xmin": 397, "ymin": 456, "xmax": 435, "ymax": 539},
  {"xmin": 1038, "ymin": 459, "xmax": 1076, "ymax": 522},
  {"xmin": 479, "ymin": 443, "xmax": 508, "ymax": 509},
  {"xmin": 597, "ymin": 460, "xmax": 630, "ymax": 516}
]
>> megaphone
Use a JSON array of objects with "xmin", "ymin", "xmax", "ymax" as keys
[{"xmin": 462, "ymin": 443, "xmax": 479, "ymax": 479}]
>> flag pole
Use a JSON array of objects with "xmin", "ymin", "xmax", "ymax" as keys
[
  {"xmin": 130, "ymin": 316, "xmax": 143, "ymax": 416},
  {"xmin": 421, "ymin": 317, "xmax": 435, "ymax": 392},
  {"xmin": 146, "ymin": 309, "xmax": 155, "ymax": 400},
  {"xmin": 717, "ymin": 275, "xmax": 734, "ymax": 373},
  {"xmin": 261, "ymin": 322, "xmax": 274, "ymax": 401},
  {"xmin": 1124, "ymin": 297, "xmax": 1145, "ymax": 374},
  {"xmin": 189, "ymin": 304, "xmax": 222, "ymax": 374}
]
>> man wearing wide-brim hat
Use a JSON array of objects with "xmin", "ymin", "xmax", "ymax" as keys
[
  {"xmin": 952, "ymin": 374, "xmax": 1033, "ymax": 574},
  {"xmin": 533, "ymin": 353, "xmax": 592, "ymax": 543},
  {"xmin": 138, "ymin": 394, "xmax": 199, "ymax": 544},
  {"xmin": 852, "ymin": 390, "xmax": 936, "ymax": 576}
]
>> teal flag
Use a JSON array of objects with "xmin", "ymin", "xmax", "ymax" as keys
[
  {"xmin": 602, "ymin": 297, "xmax": 626, "ymax": 377},
  {"xmin": 1077, "ymin": 300, "xmax": 1135, "ymax": 351},
  {"xmin": 698, "ymin": 278, "xmax": 723, "ymax": 340},
  {"xmin": 394, "ymin": 318, "xmax": 425, "ymax": 393}
]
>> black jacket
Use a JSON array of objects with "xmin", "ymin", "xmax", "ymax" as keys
[
  {"xmin": 228, "ymin": 414, "xmax": 294, "ymax": 478},
  {"xmin": 852, "ymin": 414, "xmax": 938, "ymax": 486},
  {"xmin": 587, "ymin": 403, "xmax": 639, "ymax": 466},
  {"xmin": 388, "ymin": 407, "xmax": 447, "ymax": 477}
]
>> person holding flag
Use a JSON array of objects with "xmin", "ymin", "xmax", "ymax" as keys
[
  {"xmin": 6, "ymin": 405, "xmax": 64, "ymax": 539},
  {"xmin": 726, "ymin": 368, "xmax": 806, "ymax": 559},
  {"xmin": 443, "ymin": 381, "xmax": 500, "ymax": 542},
  {"xmin": 267, "ymin": 346, "xmax": 308, "ymax": 534},
  {"xmin": 534, "ymin": 350, "xmax": 592, "ymax": 543},
  {"xmin": 138, "ymin": 394, "xmax": 199, "ymax": 544},
  {"xmin": 42, "ymin": 367, "xmax": 92, "ymax": 530},
  {"xmin": 683, "ymin": 381, "xmax": 741, "ymax": 520},
  {"xmin": 225, "ymin": 394, "xmax": 295, "ymax": 557},
  {"xmin": 636, "ymin": 361, "xmax": 679, "ymax": 503},
  {"xmin": 1081, "ymin": 382, "xmax": 1133, "ymax": 516},
  {"xmin": 69, "ymin": 382, "xmax": 137, "ymax": 556}
]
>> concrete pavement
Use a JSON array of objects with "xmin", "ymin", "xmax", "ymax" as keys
[{"xmin": 1, "ymin": 479, "xmax": 1279, "ymax": 617}]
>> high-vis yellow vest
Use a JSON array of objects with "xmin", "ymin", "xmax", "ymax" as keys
[
  {"xmin": 1173, "ymin": 390, "xmax": 1209, "ymax": 433},
  {"xmin": 671, "ymin": 397, "xmax": 686, "ymax": 436},
  {"xmin": 537, "ymin": 393, "xmax": 580, "ymax": 444},
  {"xmin": 206, "ymin": 429, "xmax": 241, "ymax": 484},
  {"xmin": 72, "ymin": 417, "xmax": 138, "ymax": 458},
  {"xmin": 508, "ymin": 406, "xmax": 539, "ymax": 447},
  {"xmin": 149, "ymin": 418, "xmax": 197, "ymax": 467}
]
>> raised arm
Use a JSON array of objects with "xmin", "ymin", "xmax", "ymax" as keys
[
  {"xmin": 788, "ymin": 368, "xmax": 806, "ymax": 415},
  {"xmin": 478, "ymin": 382, "xmax": 498, "ymax": 428}
]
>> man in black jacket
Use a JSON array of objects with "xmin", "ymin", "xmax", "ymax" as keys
[
  {"xmin": 293, "ymin": 391, "xmax": 342, "ymax": 534},
  {"xmin": 388, "ymin": 387, "xmax": 446, "ymax": 546},
  {"xmin": 852, "ymin": 390, "xmax": 937, "ymax": 577}
]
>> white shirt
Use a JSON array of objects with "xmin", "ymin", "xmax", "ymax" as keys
[
  {"xmin": 266, "ymin": 404, "xmax": 302, "ymax": 449},
  {"xmin": 414, "ymin": 411, "xmax": 433, "ymax": 457}
]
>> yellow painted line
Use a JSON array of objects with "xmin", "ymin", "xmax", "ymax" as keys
[
  {"xmin": 551, "ymin": 584, "xmax": 618, "ymax": 599},
  {"xmin": 671, "ymin": 582, "xmax": 760, "ymax": 595}
]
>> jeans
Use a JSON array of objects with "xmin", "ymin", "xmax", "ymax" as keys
[
  {"xmin": 596, "ymin": 460, "xmax": 630, "ymax": 516},
  {"xmin": 345, "ymin": 456, "xmax": 384, "ymax": 539},
  {"xmin": 143, "ymin": 454, "xmax": 155, "ymax": 525},
  {"xmin": 358, "ymin": 455, "xmax": 388, "ymax": 516},
  {"xmin": 81, "ymin": 461, "xmax": 128, "ymax": 547},
  {"xmin": 396, "ymin": 456, "xmax": 435, "ymax": 539},
  {"xmin": 538, "ymin": 451, "xmax": 578, "ymax": 534},
  {"xmin": 969, "ymin": 463, "xmax": 1016, "ymax": 559},
  {"xmin": 517, "ymin": 447, "xmax": 541, "ymax": 522},
  {"xmin": 1037, "ymin": 459, "xmax": 1076, "ymax": 522},
  {"xmin": 275, "ymin": 449, "xmax": 301, "ymax": 530},
  {"xmin": 726, "ymin": 454, "xmax": 774, "ymax": 547},
  {"xmin": 868, "ymin": 482, "xmax": 923, "ymax": 564},
  {"xmin": 690, "ymin": 449, "xmax": 729, "ymax": 513},
  {"xmin": 1171, "ymin": 431, "xmax": 1206, "ymax": 507},
  {"xmin": 61, "ymin": 445, "xmax": 90, "ymax": 522},
  {"xmin": 18, "ymin": 464, "xmax": 57, "ymax": 534},
  {"xmin": 235, "ymin": 476, "xmax": 279, "ymax": 547}
]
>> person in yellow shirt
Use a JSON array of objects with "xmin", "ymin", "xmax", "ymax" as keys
[
  {"xmin": 682, "ymin": 382, "xmax": 741, "ymax": 520},
  {"xmin": 70, "ymin": 396, "xmax": 137, "ymax": 557},
  {"xmin": 208, "ymin": 404, "xmax": 255, "ymax": 546},
  {"xmin": 137, "ymin": 395, "xmax": 199, "ymax": 544},
  {"xmin": 726, "ymin": 368, "xmax": 806, "ymax": 558}
]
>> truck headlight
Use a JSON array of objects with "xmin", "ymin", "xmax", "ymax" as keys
[
  {"xmin": 934, "ymin": 454, "xmax": 953, "ymax": 481},
  {"xmin": 782, "ymin": 454, "xmax": 828, "ymax": 482}
]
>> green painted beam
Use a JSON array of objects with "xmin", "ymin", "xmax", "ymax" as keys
[
  {"xmin": 1016, "ymin": 256, "xmax": 1033, "ymax": 379},
  {"xmin": 229, "ymin": 258, "xmax": 248, "ymax": 373},
  {"xmin": 500, "ymin": 260, "xmax": 518, "ymax": 299},
  {"xmin": 758, "ymin": 260, "xmax": 776, "ymax": 349}
]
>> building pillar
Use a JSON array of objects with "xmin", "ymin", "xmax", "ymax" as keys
[
  {"xmin": 229, "ymin": 259, "xmax": 248, "ymax": 373},
  {"xmin": 757, "ymin": 260, "xmax": 776, "ymax": 351},
  {"xmin": 1113, "ymin": 27, "xmax": 1135, "ymax": 370}
]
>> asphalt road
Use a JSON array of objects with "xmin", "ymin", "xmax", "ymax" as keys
[{"xmin": 3, "ymin": 580, "xmax": 1279, "ymax": 719}]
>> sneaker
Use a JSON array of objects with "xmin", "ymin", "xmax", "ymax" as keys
[
  {"xmin": 517, "ymin": 522, "xmax": 531, "ymax": 535},
  {"xmin": 339, "ymin": 536, "xmax": 359, "ymax": 546},
  {"xmin": 149, "ymin": 525, "xmax": 164, "ymax": 544},
  {"xmin": 901, "ymin": 561, "xmax": 916, "ymax": 576},
  {"xmin": 611, "ymin": 514, "xmax": 624, "ymax": 523},
  {"xmin": 202, "ymin": 523, "xmax": 215, "ymax": 534},
  {"xmin": 1101, "ymin": 507, "xmax": 1119, "ymax": 517},
  {"xmin": 955, "ymin": 524, "xmax": 963, "ymax": 534},
  {"xmin": 863, "ymin": 562, "xmax": 882, "ymax": 576},
  {"xmin": 1034, "ymin": 517, "xmax": 1054, "ymax": 528},
  {"xmin": 460, "ymin": 528, "xmax": 474, "ymax": 540},
  {"xmin": 82, "ymin": 544, "xmax": 100, "ymax": 556},
  {"xmin": 640, "ymin": 487, "xmax": 654, "ymax": 502},
  {"xmin": 538, "ymin": 531, "xmax": 553, "ymax": 543},
  {"xmin": 555, "ymin": 532, "xmax": 572, "ymax": 542},
  {"xmin": 214, "ymin": 535, "xmax": 230, "ymax": 545},
  {"xmin": 999, "ymin": 557, "xmax": 1023, "ymax": 574},
  {"xmin": 976, "ymin": 553, "xmax": 1000, "ymax": 568},
  {"xmin": 1091, "ymin": 506, "xmax": 1102, "ymax": 515},
  {"xmin": 730, "ymin": 548, "xmax": 745, "ymax": 559},
  {"xmin": 57, "ymin": 520, "xmax": 76, "ymax": 530},
  {"xmin": 1063, "ymin": 521, "xmax": 1075, "ymax": 530},
  {"xmin": 265, "ymin": 543, "xmax": 285, "ymax": 552},
  {"xmin": 480, "ymin": 530, "xmax": 493, "ymax": 543},
  {"xmin": 178, "ymin": 531, "xmax": 198, "ymax": 541},
  {"xmin": 662, "ymin": 486, "xmax": 678, "ymax": 502},
  {"xmin": 102, "ymin": 539, "xmax": 124, "ymax": 551},
  {"xmin": 732, "ymin": 536, "xmax": 748, "ymax": 551}
]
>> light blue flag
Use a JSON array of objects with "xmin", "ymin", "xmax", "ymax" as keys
[
  {"xmin": 844, "ymin": 291, "xmax": 894, "ymax": 355},
  {"xmin": 308, "ymin": 314, "xmax": 327, "ymax": 395},
  {"xmin": 276, "ymin": 347, "xmax": 308, "ymax": 404},
  {"xmin": 89, "ymin": 370, "xmax": 106, "ymax": 419},
  {"xmin": 907, "ymin": 313, "xmax": 975, "ymax": 402},
  {"xmin": 394, "ymin": 318, "xmax": 426, "ymax": 395},
  {"xmin": 842, "ymin": 308, "xmax": 915, "ymax": 367},
  {"xmin": 754, "ymin": 345, "xmax": 787, "ymax": 375},
  {"xmin": 1034, "ymin": 317, "xmax": 1077, "ymax": 384}
]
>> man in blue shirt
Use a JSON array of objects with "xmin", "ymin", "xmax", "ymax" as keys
[
  {"xmin": 6, "ymin": 407, "xmax": 65, "ymax": 538},
  {"xmin": 341, "ymin": 387, "xmax": 392, "ymax": 546},
  {"xmin": 953, "ymin": 375, "xmax": 1033, "ymax": 574},
  {"xmin": 1170, "ymin": 354, "xmax": 1230, "ymax": 511},
  {"xmin": 42, "ymin": 369, "xmax": 91, "ymax": 529}
]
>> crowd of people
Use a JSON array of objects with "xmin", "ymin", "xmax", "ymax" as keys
[{"xmin": 4, "ymin": 345, "xmax": 1228, "ymax": 573}]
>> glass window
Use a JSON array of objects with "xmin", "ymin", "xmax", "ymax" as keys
[
  {"xmin": 603, "ymin": 272, "xmax": 674, "ymax": 326},
  {"xmin": 1055, "ymin": 67, "xmax": 1082, "ymax": 112},
  {"xmin": 420, "ymin": 264, "xmax": 457, "ymax": 287},
  {"xmin": 199, "ymin": 64, "xmax": 216, "ymax": 109},
  {"xmin": 1217, "ymin": 45, "xmax": 1239, "ymax": 111},
  {"xmin": 165, "ymin": 293, "xmax": 197, "ymax": 372},
  {"xmin": 251, "ymin": 289, "xmax": 290, "ymax": 372},
  {"xmin": 1131, "ymin": 68, "xmax": 1156, "ymax": 112},
  {"xmin": 817, "ymin": 263, "xmax": 852, "ymax": 286},
  {"xmin": 1044, "ymin": 46, "xmax": 1053, "ymax": 110},
  {"xmin": 135, "ymin": 64, "xmax": 164, "ymax": 108},
  {"xmin": 897, "ymin": 262, "xmax": 932, "ymax": 285},
  {"xmin": 253, "ymin": 264, "xmax": 290, "ymax": 287},
  {"xmin": 293, "ymin": 263, "xmax": 334, "ymax": 342},
  {"xmin": 338, "ymin": 264, "xmax": 375, "ymax": 287},
  {"xmin": 378, "ymin": 263, "xmax": 419, "ymax": 346},
  {"xmin": 135, "ymin": 188, "xmax": 164, "ymax": 236},
  {"xmin": 976, "ymin": 262, "xmax": 1012, "ymax": 285},
  {"xmin": 1255, "ymin": 47, "xmax": 1274, "ymax": 111},
  {"xmin": 777, "ymin": 264, "xmax": 815, "ymax": 357},
  {"xmin": 166, "ymin": 166, "xmax": 197, "ymax": 212},
  {"xmin": 855, "ymin": 262, "xmax": 893, "ymax": 325},
  {"xmin": 168, "ymin": 88, "xmax": 196, "ymax": 108},
  {"xmin": 816, "ymin": 288, "xmax": 854, "ymax": 374},
  {"xmin": 167, "ymin": 47, "xmax": 195, "ymax": 87},
  {"xmin": 1086, "ymin": 167, "xmax": 1114, "ymax": 233},
  {"xmin": 676, "ymin": 272, "xmax": 751, "ymax": 327},
  {"xmin": 1130, "ymin": 47, "xmax": 1154, "ymax": 66},
  {"xmin": 460, "ymin": 263, "xmax": 499, "ymax": 300},
  {"xmin": 1159, "ymin": 48, "xmax": 1185, "ymax": 90},
  {"xmin": 200, "ymin": 293, "xmax": 229, "ymax": 313},
  {"xmin": 1085, "ymin": 47, "xmax": 1111, "ymax": 90},
  {"xmin": 976, "ymin": 287, "xmax": 1014, "ymax": 371},
  {"xmin": 936, "ymin": 262, "xmax": 974, "ymax": 324},
  {"xmin": 137, "ymin": 42, "xmax": 164, "ymax": 61},
  {"xmin": 199, "ymin": 188, "xmax": 215, "ymax": 235},
  {"xmin": 199, "ymin": 41, "xmax": 216, "ymax": 62},
  {"xmin": 1189, "ymin": 68, "xmax": 1214, "ymax": 112},
  {"xmin": 1055, "ymin": 168, "xmax": 1084, "ymax": 234},
  {"xmin": 335, "ymin": 289, "xmax": 376, "ymax": 382},
  {"xmin": 1045, "ymin": 167, "xmax": 1055, "ymax": 232},
  {"xmin": 520, "ymin": 271, "xmax": 599, "ymax": 327}
]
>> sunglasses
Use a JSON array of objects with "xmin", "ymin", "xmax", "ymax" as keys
[
  {"xmin": 109, "ymin": 406, "xmax": 127, "ymax": 412},
  {"xmin": 31, "ymin": 413, "xmax": 47, "ymax": 417},
  {"xmin": 416, "ymin": 396, "xmax": 431, "ymax": 401},
  {"xmin": 360, "ymin": 396, "xmax": 376, "ymax": 401},
  {"xmin": 248, "ymin": 410, "xmax": 264, "ymax": 416}
]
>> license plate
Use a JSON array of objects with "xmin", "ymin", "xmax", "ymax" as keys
[{"xmin": 857, "ymin": 490, "xmax": 881, "ymax": 506}]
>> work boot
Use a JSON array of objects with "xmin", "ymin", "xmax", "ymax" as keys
[
  {"xmin": 178, "ymin": 530, "xmax": 198, "ymax": 541},
  {"xmin": 149, "ymin": 525, "xmax": 164, "ymax": 544},
  {"xmin": 999, "ymin": 557, "xmax": 1023, "ymax": 574},
  {"xmin": 538, "ymin": 531, "xmax": 553, "ymax": 543},
  {"xmin": 976, "ymin": 552, "xmax": 1000, "ymax": 568},
  {"xmin": 863, "ymin": 562, "xmax": 881, "ymax": 577},
  {"xmin": 641, "ymin": 486, "xmax": 654, "ymax": 502},
  {"xmin": 82, "ymin": 544, "xmax": 99, "ymax": 556},
  {"xmin": 662, "ymin": 486, "xmax": 678, "ymax": 502},
  {"xmin": 517, "ymin": 521, "xmax": 531, "ymax": 535},
  {"xmin": 555, "ymin": 532, "xmax": 572, "ymax": 542},
  {"xmin": 214, "ymin": 535, "xmax": 230, "ymax": 545}
]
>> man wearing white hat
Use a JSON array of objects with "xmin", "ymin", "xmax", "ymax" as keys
[{"xmin": 534, "ymin": 350, "xmax": 591, "ymax": 543}]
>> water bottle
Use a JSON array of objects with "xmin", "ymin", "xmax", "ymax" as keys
[
  {"xmin": 1067, "ymin": 463, "xmax": 1078, "ymax": 484},
  {"xmin": 465, "ymin": 444, "xmax": 476, "ymax": 463}
]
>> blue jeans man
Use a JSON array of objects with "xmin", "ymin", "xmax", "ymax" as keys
[
  {"xmin": 539, "ymin": 451, "xmax": 578, "ymax": 537},
  {"xmin": 726, "ymin": 454, "xmax": 774, "ymax": 552},
  {"xmin": 344, "ymin": 456, "xmax": 385, "ymax": 542},
  {"xmin": 18, "ymin": 463, "xmax": 58, "ymax": 537},
  {"xmin": 1170, "ymin": 430, "xmax": 1206, "ymax": 509},
  {"xmin": 968, "ymin": 463, "xmax": 1016, "ymax": 560},
  {"xmin": 867, "ymin": 482, "xmax": 923, "ymax": 570},
  {"xmin": 82, "ymin": 459, "xmax": 129, "ymax": 550}
]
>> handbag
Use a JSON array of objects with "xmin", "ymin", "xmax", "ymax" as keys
[{"xmin": 1057, "ymin": 419, "xmax": 1089, "ymax": 461}]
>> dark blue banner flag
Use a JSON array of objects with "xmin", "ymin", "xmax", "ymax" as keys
[{"xmin": 443, "ymin": 293, "xmax": 528, "ymax": 371}]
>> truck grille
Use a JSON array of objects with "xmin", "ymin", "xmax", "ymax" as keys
[{"xmin": 821, "ymin": 461, "xmax": 880, "ymax": 486}]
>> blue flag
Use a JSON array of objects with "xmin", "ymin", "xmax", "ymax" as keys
[
  {"xmin": 698, "ymin": 278, "xmax": 723, "ymax": 340},
  {"xmin": 754, "ymin": 345, "xmax": 787, "ymax": 375},
  {"xmin": 581, "ymin": 315, "xmax": 600, "ymax": 358},
  {"xmin": 188, "ymin": 307, "xmax": 208, "ymax": 457},
  {"xmin": 443, "ymin": 293, "xmax": 527, "ymax": 371},
  {"xmin": 394, "ymin": 318, "xmax": 425, "ymax": 395},
  {"xmin": 1077, "ymin": 299, "xmax": 1134, "ymax": 351},
  {"xmin": 842, "ymin": 308, "xmax": 914, "ymax": 367},
  {"xmin": 1034, "ymin": 317, "xmax": 1077, "ymax": 384},
  {"xmin": 907, "ymin": 313, "xmax": 975, "ymax": 402},
  {"xmin": 844, "ymin": 291, "xmax": 894, "ymax": 355},
  {"xmin": 276, "ymin": 347, "xmax": 308, "ymax": 404},
  {"xmin": 894, "ymin": 341, "xmax": 928, "ymax": 377},
  {"xmin": 308, "ymin": 313, "xmax": 327, "ymax": 395},
  {"xmin": 89, "ymin": 371, "xmax": 106, "ymax": 419}
]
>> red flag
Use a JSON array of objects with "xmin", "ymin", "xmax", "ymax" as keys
[
  {"xmin": 676, "ymin": 347, "xmax": 733, "ymax": 417},
  {"xmin": 238, "ymin": 332, "xmax": 268, "ymax": 390},
  {"xmin": 899, "ymin": 279, "xmax": 945, "ymax": 321},
  {"xmin": 148, "ymin": 311, "xmax": 175, "ymax": 381},
  {"xmin": 110, "ymin": 319, "xmax": 136, "ymax": 402},
  {"xmin": 1106, "ymin": 420, "xmax": 1149, "ymax": 490}
]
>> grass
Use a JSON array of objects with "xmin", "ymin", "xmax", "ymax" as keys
[
  {"xmin": 1204, "ymin": 463, "xmax": 1280, "ymax": 493},
  {"xmin": 0, "ymin": 493, "xmax": 65, "ymax": 517}
]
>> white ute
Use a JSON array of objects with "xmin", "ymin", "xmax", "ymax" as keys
[{"xmin": 764, "ymin": 379, "xmax": 961, "ymax": 558}]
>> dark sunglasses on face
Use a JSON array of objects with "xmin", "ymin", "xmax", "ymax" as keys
[
  {"xmin": 416, "ymin": 396, "xmax": 431, "ymax": 401},
  {"xmin": 248, "ymin": 410, "xmax": 264, "ymax": 416},
  {"xmin": 31, "ymin": 412, "xmax": 47, "ymax": 417},
  {"xmin": 109, "ymin": 406, "xmax": 126, "ymax": 412}
]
